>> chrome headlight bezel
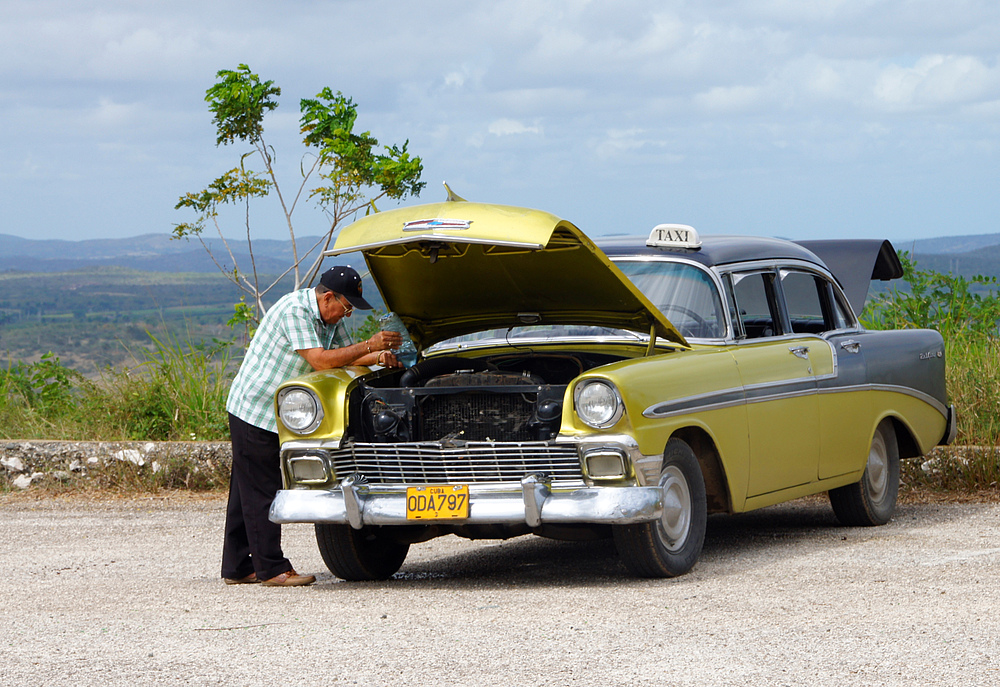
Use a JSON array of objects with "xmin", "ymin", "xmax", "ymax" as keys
[
  {"xmin": 277, "ymin": 387, "xmax": 324, "ymax": 434},
  {"xmin": 574, "ymin": 380, "xmax": 625, "ymax": 429}
]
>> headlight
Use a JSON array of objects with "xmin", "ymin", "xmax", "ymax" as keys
[
  {"xmin": 574, "ymin": 380, "xmax": 624, "ymax": 428},
  {"xmin": 277, "ymin": 387, "xmax": 323, "ymax": 434}
]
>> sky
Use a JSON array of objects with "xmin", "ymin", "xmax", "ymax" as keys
[{"xmin": 2, "ymin": 0, "xmax": 1000, "ymax": 245}]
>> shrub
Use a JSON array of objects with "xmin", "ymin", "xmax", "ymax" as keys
[
  {"xmin": 1, "ymin": 334, "xmax": 233, "ymax": 442},
  {"xmin": 862, "ymin": 252, "xmax": 1000, "ymax": 341}
]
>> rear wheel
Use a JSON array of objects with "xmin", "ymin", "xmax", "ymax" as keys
[
  {"xmin": 829, "ymin": 419, "xmax": 900, "ymax": 526},
  {"xmin": 613, "ymin": 438, "xmax": 707, "ymax": 578},
  {"xmin": 315, "ymin": 524, "xmax": 410, "ymax": 581}
]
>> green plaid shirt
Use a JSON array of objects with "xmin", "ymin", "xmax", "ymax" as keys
[{"xmin": 226, "ymin": 288, "xmax": 350, "ymax": 432}]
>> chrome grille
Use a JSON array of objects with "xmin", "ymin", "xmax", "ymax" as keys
[{"xmin": 328, "ymin": 441, "xmax": 583, "ymax": 484}]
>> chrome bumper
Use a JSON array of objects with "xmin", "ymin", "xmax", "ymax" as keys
[{"xmin": 269, "ymin": 475, "xmax": 663, "ymax": 528}]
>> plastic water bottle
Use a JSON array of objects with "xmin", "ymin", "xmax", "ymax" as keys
[{"xmin": 378, "ymin": 312, "xmax": 418, "ymax": 367}]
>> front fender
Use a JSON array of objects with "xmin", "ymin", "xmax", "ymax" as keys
[{"xmin": 274, "ymin": 365, "xmax": 371, "ymax": 444}]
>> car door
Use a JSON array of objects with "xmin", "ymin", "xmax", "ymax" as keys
[
  {"xmin": 727, "ymin": 269, "xmax": 823, "ymax": 497},
  {"xmin": 777, "ymin": 269, "xmax": 874, "ymax": 480}
]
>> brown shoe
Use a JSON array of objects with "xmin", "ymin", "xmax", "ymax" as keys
[
  {"xmin": 261, "ymin": 569, "xmax": 316, "ymax": 587},
  {"xmin": 223, "ymin": 572, "xmax": 259, "ymax": 585}
]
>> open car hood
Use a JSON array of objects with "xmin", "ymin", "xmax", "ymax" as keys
[{"xmin": 325, "ymin": 200, "xmax": 688, "ymax": 350}]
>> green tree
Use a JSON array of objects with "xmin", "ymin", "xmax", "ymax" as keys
[
  {"xmin": 174, "ymin": 64, "xmax": 424, "ymax": 321},
  {"xmin": 862, "ymin": 252, "xmax": 1000, "ymax": 342}
]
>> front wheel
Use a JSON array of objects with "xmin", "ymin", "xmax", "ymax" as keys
[
  {"xmin": 613, "ymin": 438, "xmax": 707, "ymax": 578},
  {"xmin": 315, "ymin": 524, "xmax": 410, "ymax": 581},
  {"xmin": 829, "ymin": 419, "xmax": 900, "ymax": 526}
]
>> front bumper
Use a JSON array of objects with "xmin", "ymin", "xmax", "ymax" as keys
[{"xmin": 269, "ymin": 475, "xmax": 663, "ymax": 529}]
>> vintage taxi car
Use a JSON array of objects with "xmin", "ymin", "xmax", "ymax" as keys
[{"xmin": 269, "ymin": 195, "xmax": 954, "ymax": 579}]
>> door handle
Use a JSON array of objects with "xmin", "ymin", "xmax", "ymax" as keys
[
  {"xmin": 788, "ymin": 345, "xmax": 810, "ymax": 360},
  {"xmin": 840, "ymin": 340, "xmax": 861, "ymax": 354}
]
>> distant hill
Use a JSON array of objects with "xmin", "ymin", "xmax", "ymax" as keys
[
  {"xmin": 0, "ymin": 233, "xmax": 330, "ymax": 274},
  {"xmin": 1, "ymin": 229, "xmax": 997, "ymax": 375},
  {"xmin": 905, "ymin": 244, "xmax": 1000, "ymax": 281},
  {"xmin": 905, "ymin": 232, "xmax": 1000, "ymax": 255},
  {"xmin": 4, "ymin": 230, "xmax": 1000, "ymax": 275}
]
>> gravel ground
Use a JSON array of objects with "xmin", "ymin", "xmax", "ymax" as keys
[{"xmin": 0, "ymin": 493, "xmax": 997, "ymax": 686}]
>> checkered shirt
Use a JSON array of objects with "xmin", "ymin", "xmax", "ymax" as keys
[{"xmin": 226, "ymin": 288, "xmax": 350, "ymax": 432}]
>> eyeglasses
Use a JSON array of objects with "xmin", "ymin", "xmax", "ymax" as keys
[{"xmin": 335, "ymin": 294, "xmax": 354, "ymax": 316}]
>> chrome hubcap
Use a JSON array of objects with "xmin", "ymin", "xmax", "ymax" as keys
[
  {"xmin": 866, "ymin": 431, "xmax": 889, "ymax": 504},
  {"xmin": 657, "ymin": 465, "xmax": 692, "ymax": 553}
]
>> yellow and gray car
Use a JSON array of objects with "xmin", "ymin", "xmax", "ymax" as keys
[{"xmin": 269, "ymin": 196, "xmax": 954, "ymax": 579}]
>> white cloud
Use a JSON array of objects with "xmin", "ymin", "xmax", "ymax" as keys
[
  {"xmin": 487, "ymin": 119, "xmax": 541, "ymax": 136},
  {"xmin": 3, "ymin": 0, "xmax": 1000, "ymax": 241},
  {"xmin": 874, "ymin": 55, "xmax": 1000, "ymax": 111},
  {"xmin": 90, "ymin": 97, "xmax": 140, "ymax": 129},
  {"xmin": 694, "ymin": 85, "xmax": 767, "ymax": 113}
]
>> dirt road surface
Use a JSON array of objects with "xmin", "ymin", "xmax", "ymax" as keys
[{"xmin": 1, "ymin": 494, "xmax": 997, "ymax": 686}]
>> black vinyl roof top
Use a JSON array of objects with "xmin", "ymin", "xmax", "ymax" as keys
[
  {"xmin": 596, "ymin": 234, "xmax": 903, "ymax": 314},
  {"xmin": 596, "ymin": 235, "xmax": 827, "ymax": 269}
]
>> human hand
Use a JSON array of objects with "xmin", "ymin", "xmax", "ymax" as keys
[
  {"xmin": 368, "ymin": 330, "xmax": 403, "ymax": 351},
  {"xmin": 375, "ymin": 350, "xmax": 401, "ymax": 368}
]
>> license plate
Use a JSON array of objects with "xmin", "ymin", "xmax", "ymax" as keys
[{"xmin": 405, "ymin": 485, "xmax": 470, "ymax": 520}]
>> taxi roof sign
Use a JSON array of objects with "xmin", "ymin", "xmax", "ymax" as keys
[{"xmin": 647, "ymin": 224, "xmax": 701, "ymax": 249}]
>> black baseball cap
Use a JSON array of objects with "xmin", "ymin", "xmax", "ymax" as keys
[{"xmin": 320, "ymin": 266, "xmax": 373, "ymax": 310}]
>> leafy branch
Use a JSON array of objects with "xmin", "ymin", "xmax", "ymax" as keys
[
  {"xmin": 173, "ymin": 64, "xmax": 424, "ymax": 324},
  {"xmin": 861, "ymin": 251, "xmax": 1000, "ymax": 342}
]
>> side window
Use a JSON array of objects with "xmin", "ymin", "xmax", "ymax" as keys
[
  {"xmin": 779, "ymin": 269, "xmax": 856, "ymax": 333},
  {"xmin": 827, "ymin": 282, "xmax": 856, "ymax": 330},
  {"xmin": 731, "ymin": 271, "xmax": 781, "ymax": 338},
  {"xmin": 780, "ymin": 270, "xmax": 827, "ymax": 334}
]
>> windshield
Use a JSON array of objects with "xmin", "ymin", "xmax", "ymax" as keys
[
  {"xmin": 429, "ymin": 258, "xmax": 726, "ymax": 350},
  {"xmin": 613, "ymin": 260, "xmax": 727, "ymax": 339}
]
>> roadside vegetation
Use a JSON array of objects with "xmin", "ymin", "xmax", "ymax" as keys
[
  {"xmin": 0, "ymin": 311, "xmax": 385, "ymax": 444},
  {"xmin": 1, "ymin": 253, "xmax": 997, "ymax": 495},
  {"xmin": 1, "ymin": 334, "xmax": 232, "ymax": 442}
]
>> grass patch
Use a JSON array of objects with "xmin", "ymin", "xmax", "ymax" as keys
[
  {"xmin": 945, "ymin": 338, "xmax": 1000, "ymax": 446},
  {"xmin": 1, "ymin": 333, "xmax": 233, "ymax": 442}
]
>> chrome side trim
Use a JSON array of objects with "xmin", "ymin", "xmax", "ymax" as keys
[
  {"xmin": 644, "ymin": 386, "xmax": 745, "ymax": 419},
  {"xmin": 869, "ymin": 383, "xmax": 950, "ymax": 417},
  {"xmin": 644, "ymin": 380, "xmax": 949, "ymax": 419}
]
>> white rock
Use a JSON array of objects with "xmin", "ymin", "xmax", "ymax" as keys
[
  {"xmin": 1, "ymin": 456, "xmax": 25, "ymax": 473},
  {"xmin": 69, "ymin": 459, "xmax": 83, "ymax": 472},
  {"xmin": 112, "ymin": 449, "xmax": 145, "ymax": 466},
  {"xmin": 87, "ymin": 457, "xmax": 99, "ymax": 465},
  {"xmin": 152, "ymin": 461, "xmax": 161, "ymax": 474},
  {"xmin": 13, "ymin": 474, "xmax": 33, "ymax": 489}
]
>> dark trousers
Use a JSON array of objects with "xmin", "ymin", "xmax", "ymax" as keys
[{"xmin": 221, "ymin": 413, "xmax": 291, "ymax": 581}]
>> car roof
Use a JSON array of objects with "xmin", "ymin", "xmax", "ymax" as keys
[
  {"xmin": 596, "ymin": 234, "xmax": 828, "ymax": 270},
  {"xmin": 596, "ymin": 233, "xmax": 904, "ymax": 314}
]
